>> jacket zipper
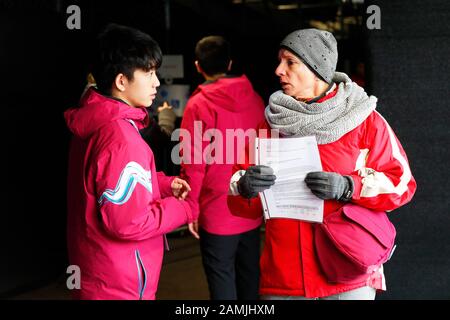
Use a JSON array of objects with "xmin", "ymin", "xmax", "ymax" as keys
[
  {"xmin": 135, "ymin": 250, "xmax": 147, "ymax": 300},
  {"xmin": 164, "ymin": 234, "xmax": 170, "ymax": 251}
]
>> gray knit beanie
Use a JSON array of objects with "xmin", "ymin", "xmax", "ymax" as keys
[{"xmin": 280, "ymin": 28, "xmax": 338, "ymax": 83}]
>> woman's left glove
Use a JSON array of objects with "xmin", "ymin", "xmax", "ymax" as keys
[{"xmin": 305, "ymin": 171, "xmax": 354, "ymax": 202}]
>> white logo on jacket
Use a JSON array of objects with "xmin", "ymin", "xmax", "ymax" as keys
[{"xmin": 98, "ymin": 161, "xmax": 152, "ymax": 205}]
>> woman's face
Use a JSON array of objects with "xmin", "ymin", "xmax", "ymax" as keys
[{"xmin": 275, "ymin": 48, "xmax": 318, "ymax": 100}]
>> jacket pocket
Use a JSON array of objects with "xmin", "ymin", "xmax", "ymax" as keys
[{"xmin": 135, "ymin": 250, "xmax": 148, "ymax": 300}]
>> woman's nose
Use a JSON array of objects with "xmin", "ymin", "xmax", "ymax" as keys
[{"xmin": 275, "ymin": 63, "xmax": 285, "ymax": 77}]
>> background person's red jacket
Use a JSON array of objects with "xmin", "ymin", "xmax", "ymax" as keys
[{"xmin": 180, "ymin": 75, "xmax": 265, "ymax": 235}]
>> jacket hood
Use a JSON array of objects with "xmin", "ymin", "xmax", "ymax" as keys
[
  {"xmin": 194, "ymin": 75, "xmax": 255, "ymax": 113},
  {"xmin": 64, "ymin": 88, "xmax": 149, "ymax": 139}
]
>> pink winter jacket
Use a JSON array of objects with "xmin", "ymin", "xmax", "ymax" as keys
[
  {"xmin": 180, "ymin": 75, "xmax": 265, "ymax": 235},
  {"xmin": 64, "ymin": 89, "xmax": 194, "ymax": 300}
]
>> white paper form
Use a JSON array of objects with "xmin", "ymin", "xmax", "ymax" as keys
[{"xmin": 255, "ymin": 136, "xmax": 324, "ymax": 223}]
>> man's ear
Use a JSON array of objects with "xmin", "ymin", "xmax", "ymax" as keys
[
  {"xmin": 194, "ymin": 61, "xmax": 203, "ymax": 74},
  {"xmin": 114, "ymin": 73, "xmax": 127, "ymax": 92},
  {"xmin": 227, "ymin": 60, "xmax": 233, "ymax": 72}
]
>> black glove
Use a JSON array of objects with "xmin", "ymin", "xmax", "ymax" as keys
[
  {"xmin": 237, "ymin": 165, "xmax": 276, "ymax": 199},
  {"xmin": 304, "ymin": 171, "xmax": 354, "ymax": 201}
]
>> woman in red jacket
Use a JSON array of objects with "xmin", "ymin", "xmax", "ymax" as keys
[{"xmin": 227, "ymin": 28, "xmax": 417, "ymax": 300}]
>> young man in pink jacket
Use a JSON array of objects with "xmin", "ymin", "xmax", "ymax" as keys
[
  {"xmin": 180, "ymin": 36, "xmax": 266, "ymax": 299},
  {"xmin": 64, "ymin": 24, "xmax": 195, "ymax": 300}
]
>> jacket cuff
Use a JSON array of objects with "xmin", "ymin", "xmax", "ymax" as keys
[
  {"xmin": 348, "ymin": 173, "xmax": 363, "ymax": 200},
  {"xmin": 229, "ymin": 170, "xmax": 246, "ymax": 196},
  {"xmin": 340, "ymin": 175, "xmax": 355, "ymax": 202},
  {"xmin": 179, "ymin": 199, "xmax": 195, "ymax": 223},
  {"xmin": 185, "ymin": 197, "xmax": 200, "ymax": 221},
  {"xmin": 157, "ymin": 172, "xmax": 175, "ymax": 198}
]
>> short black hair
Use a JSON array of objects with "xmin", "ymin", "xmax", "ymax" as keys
[
  {"xmin": 195, "ymin": 36, "xmax": 231, "ymax": 76},
  {"xmin": 92, "ymin": 23, "xmax": 162, "ymax": 95}
]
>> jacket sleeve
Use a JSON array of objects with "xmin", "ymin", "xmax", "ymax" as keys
[
  {"xmin": 156, "ymin": 171, "xmax": 175, "ymax": 198},
  {"xmin": 349, "ymin": 111, "xmax": 417, "ymax": 211},
  {"xmin": 94, "ymin": 142, "xmax": 193, "ymax": 241},
  {"xmin": 179, "ymin": 101, "xmax": 214, "ymax": 221},
  {"xmin": 227, "ymin": 130, "xmax": 264, "ymax": 220}
]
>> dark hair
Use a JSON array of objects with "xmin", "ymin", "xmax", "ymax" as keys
[
  {"xmin": 92, "ymin": 23, "xmax": 162, "ymax": 95},
  {"xmin": 195, "ymin": 35, "xmax": 230, "ymax": 76}
]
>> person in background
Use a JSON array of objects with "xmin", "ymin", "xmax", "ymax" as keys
[
  {"xmin": 64, "ymin": 23, "xmax": 195, "ymax": 300},
  {"xmin": 227, "ymin": 28, "xmax": 416, "ymax": 300},
  {"xmin": 80, "ymin": 73, "xmax": 97, "ymax": 97},
  {"xmin": 180, "ymin": 36, "xmax": 266, "ymax": 300},
  {"xmin": 140, "ymin": 101, "xmax": 177, "ymax": 141},
  {"xmin": 156, "ymin": 101, "xmax": 177, "ymax": 136},
  {"xmin": 140, "ymin": 101, "xmax": 179, "ymax": 175}
]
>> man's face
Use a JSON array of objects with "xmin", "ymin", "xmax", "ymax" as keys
[
  {"xmin": 275, "ymin": 48, "xmax": 317, "ymax": 100},
  {"xmin": 121, "ymin": 68, "xmax": 160, "ymax": 108}
]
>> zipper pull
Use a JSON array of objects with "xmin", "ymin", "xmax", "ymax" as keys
[{"xmin": 164, "ymin": 234, "xmax": 170, "ymax": 251}]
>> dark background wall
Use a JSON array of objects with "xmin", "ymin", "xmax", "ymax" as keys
[
  {"xmin": 1, "ymin": 0, "xmax": 449, "ymax": 299},
  {"xmin": 365, "ymin": 0, "xmax": 450, "ymax": 299}
]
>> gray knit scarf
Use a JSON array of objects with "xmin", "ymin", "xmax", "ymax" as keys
[{"xmin": 265, "ymin": 72, "xmax": 377, "ymax": 144}]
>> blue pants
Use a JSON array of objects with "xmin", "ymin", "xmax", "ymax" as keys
[{"xmin": 199, "ymin": 227, "xmax": 261, "ymax": 300}]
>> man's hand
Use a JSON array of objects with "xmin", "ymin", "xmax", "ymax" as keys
[
  {"xmin": 304, "ymin": 171, "xmax": 353, "ymax": 201},
  {"xmin": 171, "ymin": 177, "xmax": 191, "ymax": 200},
  {"xmin": 188, "ymin": 221, "xmax": 200, "ymax": 239},
  {"xmin": 237, "ymin": 165, "xmax": 276, "ymax": 199}
]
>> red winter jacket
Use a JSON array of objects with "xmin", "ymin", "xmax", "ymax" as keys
[
  {"xmin": 64, "ymin": 89, "xmax": 194, "ymax": 300},
  {"xmin": 180, "ymin": 75, "xmax": 265, "ymax": 235},
  {"xmin": 227, "ymin": 88, "xmax": 417, "ymax": 298}
]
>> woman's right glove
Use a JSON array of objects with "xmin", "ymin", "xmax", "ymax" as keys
[{"xmin": 237, "ymin": 165, "xmax": 276, "ymax": 199}]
